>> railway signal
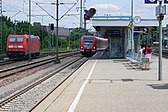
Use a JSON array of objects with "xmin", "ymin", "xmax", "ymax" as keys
[
  {"xmin": 84, "ymin": 8, "xmax": 96, "ymax": 20},
  {"xmin": 84, "ymin": 8, "xmax": 96, "ymax": 30},
  {"xmin": 84, "ymin": 10, "xmax": 90, "ymax": 20},
  {"xmin": 50, "ymin": 23, "xmax": 54, "ymax": 30}
]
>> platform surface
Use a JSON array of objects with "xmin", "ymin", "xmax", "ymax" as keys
[{"xmin": 32, "ymin": 52, "xmax": 168, "ymax": 112}]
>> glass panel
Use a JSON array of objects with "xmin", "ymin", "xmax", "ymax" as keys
[
  {"xmin": 17, "ymin": 37, "xmax": 23, "ymax": 42},
  {"xmin": 83, "ymin": 36, "xmax": 94, "ymax": 47},
  {"xmin": 84, "ymin": 36, "xmax": 94, "ymax": 42},
  {"xmin": 9, "ymin": 38, "xmax": 16, "ymax": 42},
  {"xmin": 9, "ymin": 37, "xmax": 23, "ymax": 42},
  {"xmin": 111, "ymin": 38, "xmax": 124, "ymax": 58}
]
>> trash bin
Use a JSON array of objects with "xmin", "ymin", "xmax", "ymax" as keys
[{"xmin": 141, "ymin": 57, "xmax": 150, "ymax": 70}]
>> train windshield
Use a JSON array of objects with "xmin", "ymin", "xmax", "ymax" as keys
[
  {"xmin": 83, "ymin": 36, "xmax": 94, "ymax": 47},
  {"xmin": 84, "ymin": 36, "xmax": 94, "ymax": 43},
  {"xmin": 9, "ymin": 37, "xmax": 23, "ymax": 42}
]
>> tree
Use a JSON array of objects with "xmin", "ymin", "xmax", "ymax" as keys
[{"xmin": 70, "ymin": 27, "xmax": 88, "ymax": 49}]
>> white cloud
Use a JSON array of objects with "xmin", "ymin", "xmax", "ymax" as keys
[
  {"xmin": 88, "ymin": 3, "xmax": 121, "ymax": 16},
  {"xmin": 134, "ymin": 4, "xmax": 157, "ymax": 19},
  {"xmin": 90, "ymin": 3, "xmax": 121, "ymax": 11}
]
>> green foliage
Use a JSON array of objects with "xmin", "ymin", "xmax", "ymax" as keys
[
  {"xmin": 0, "ymin": 16, "xmax": 88, "ymax": 54},
  {"xmin": 0, "ymin": 16, "xmax": 49, "ymax": 53},
  {"xmin": 59, "ymin": 37, "xmax": 68, "ymax": 48},
  {"xmin": 70, "ymin": 27, "xmax": 88, "ymax": 49},
  {"xmin": 32, "ymin": 22, "xmax": 42, "ymax": 36},
  {"xmin": 1, "ymin": 18, "xmax": 14, "ymax": 53},
  {"xmin": 16, "ymin": 21, "xmax": 30, "ymax": 34},
  {"xmin": 70, "ymin": 27, "xmax": 88, "ymax": 40}
]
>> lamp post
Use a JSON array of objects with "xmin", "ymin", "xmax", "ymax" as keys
[
  {"xmin": 50, "ymin": 1, "xmax": 76, "ymax": 63},
  {"xmin": 131, "ymin": 0, "xmax": 134, "ymax": 57},
  {"xmin": 14, "ymin": 20, "xmax": 18, "ymax": 34},
  {"xmin": 68, "ymin": 29, "xmax": 70, "ymax": 50},
  {"xmin": 55, "ymin": 0, "xmax": 60, "ymax": 63},
  {"xmin": 0, "ymin": 0, "xmax": 2, "ymax": 54},
  {"xmin": 80, "ymin": 0, "xmax": 82, "ymax": 28},
  {"xmin": 158, "ymin": 0, "xmax": 163, "ymax": 80},
  {"xmin": 28, "ymin": 0, "xmax": 31, "ymax": 61}
]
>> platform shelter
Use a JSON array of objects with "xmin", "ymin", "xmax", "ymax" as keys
[{"xmin": 92, "ymin": 16, "xmax": 158, "ymax": 59}]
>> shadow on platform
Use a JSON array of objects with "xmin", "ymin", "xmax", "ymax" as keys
[
  {"xmin": 148, "ymin": 83, "xmax": 168, "ymax": 90},
  {"xmin": 91, "ymin": 50, "xmax": 126, "ymax": 60}
]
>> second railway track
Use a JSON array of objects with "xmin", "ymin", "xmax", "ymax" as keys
[
  {"xmin": 0, "ymin": 54, "xmax": 89, "ymax": 111},
  {"xmin": 0, "ymin": 51, "xmax": 79, "ymax": 79}
]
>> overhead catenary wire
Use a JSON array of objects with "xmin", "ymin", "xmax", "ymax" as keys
[
  {"xmin": 11, "ymin": 11, "xmax": 21, "ymax": 18},
  {"xmin": 60, "ymin": 0, "xmax": 79, "ymax": 19},
  {"xmin": 36, "ymin": 3, "xmax": 56, "ymax": 21},
  {"xmin": 3, "ymin": 0, "xmax": 51, "ymax": 25},
  {"xmin": 59, "ymin": 2, "xmax": 77, "ymax": 20},
  {"xmin": 3, "ymin": 0, "xmax": 81, "ymax": 27}
]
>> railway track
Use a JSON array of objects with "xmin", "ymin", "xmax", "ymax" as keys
[
  {"xmin": 0, "ymin": 51, "xmax": 79, "ymax": 79},
  {"xmin": 162, "ymin": 49, "xmax": 168, "ymax": 58},
  {"xmin": 0, "ymin": 51, "xmax": 74, "ymax": 69},
  {"xmin": 153, "ymin": 49, "xmax": 168, "ymax": 58},
  {"xmin": 0, "ymin": 54, "xmax": 88, "ymax": 111},
  {"xmin": 0, "ymin": 60, "xmax": 13, "ymax": 66}
]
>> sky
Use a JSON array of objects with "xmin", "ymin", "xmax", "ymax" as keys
[{"xmin": 2, "ymin": 0, "xmax": 168, "ymax": 29}]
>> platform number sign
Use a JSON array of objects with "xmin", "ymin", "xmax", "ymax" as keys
[
  {"xmin": 145, "ymin": 0, "xmax": 168, "ymax": 4},
  {"xmin": 145, "ymin": 0, "xmax": 157, "ymax": 4},
  {"xmin": 164, "ymin": 0, "xmax": 168, "ymax": 4}
]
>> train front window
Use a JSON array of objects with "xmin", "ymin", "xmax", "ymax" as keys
[
  {"xmin": 17, "ymin": 37, "xmax": 23, "ymax": 42},
  {"xmin": 84, "ymin": 37, "xmax": 94, "ymax": 43},
  {"xmin": 83, "ymin": 36, "xmax": 94, "ymax": 47},
  {"xmin": 9, "ymin": 37, "xmax": 23, "ymax": 42},
  {"xmin": 9, "ymin": 38, "xmax": 16, "ymax": 42}
]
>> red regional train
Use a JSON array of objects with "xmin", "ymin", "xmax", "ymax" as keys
[
  {"xmin": 6, "ymin": 34, "xmax": 40, "ymax": 59},
  {"xmin": 80, "ymin": 35, "xmax": 108, "ymax": 56}
]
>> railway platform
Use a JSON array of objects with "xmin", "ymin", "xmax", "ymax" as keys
[{"xmin": 32, "ymin": 51, "xmax": 168, "ymax": 112}]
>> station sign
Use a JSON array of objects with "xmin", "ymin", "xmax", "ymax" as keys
[
  {"xmin": 145, "ymin": 0, "xmax": 168, "ymax": 4},
  {"xmin": 145, "ymin": 0, "xmax": 157, "ymax": 4},
  {"xmin": 156, "ymin": 5, "xmax": 166, "ymax": 16},
  {"xmin": 162, "ymin": 5, "xmax": 166, "ymax": 14},
  {"xmin": 156, "ymin": 5, "xmax": 161, "ymax": 16},
  {"xmin": 164, "ymin": 0, "xmax": 168, "ymax": 4},
  {"xmin": 106, "ymin": 30, "xmax": 120, "ymax": 37}
]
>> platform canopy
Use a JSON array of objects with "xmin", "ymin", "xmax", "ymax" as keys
[
  {"xmin": 92, "ymin": 16, "xmax": 131, "ymax": 27},
  {"xmin": 91, "ymin": 16, "xmax": 159, "ymax": 37},
  {"xmin": 92, "ymin": 16, "xmax": 159, "ymax": 27}
]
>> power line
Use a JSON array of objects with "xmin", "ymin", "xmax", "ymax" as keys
[
  {"xmin": 11, "ymin": 10, "xmax": 21, "ymax": 18},
  {"xmin": 59, "ymin": 2, "xmax": 77, "ymax": 20},
  {"xmin": 36, "ymin": 3, "xmax": 56, "ymax": 21},
  {"xmin": 3, "ymin": 2, "xmax": 23, "ymax": 12},
  {"xmin": 60, "ymin": 0, "xmax": 79, "ymax": 19}
]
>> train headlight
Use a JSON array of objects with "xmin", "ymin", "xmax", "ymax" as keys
[
  {"xmin": 8, "ymin": 45, "xmax": 13, "ymax": 48},
  {"xmin": 81, "ymin": 47, "xmax": 83, "ymax": 49},
  {"xmin": 93, "ymin": 47, "xmax": 96, "ymax": 49},
  {"xmin": 18, "ymin": 45, "xmax": 23, "ymax": 48}
]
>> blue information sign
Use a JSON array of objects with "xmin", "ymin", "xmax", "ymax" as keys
[
  {"xmin": 164, "ymin": 0, "xmax": 168, "ymax": 4},
  {"xmin": 106, "ymin": 30, "xmax": 120, "ymax": 37},
  {"xmin": 145, "ymin": 0, "xmax": 157, "ymax": 4}
]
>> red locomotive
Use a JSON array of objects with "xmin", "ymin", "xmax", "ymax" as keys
[
  {"xmin": 80, "ymin": 35, "xmax": 108, "ymax": 56},
  {"xmin": 6, "ymin": 34, "xmax": 40, "ymax": 59}
]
